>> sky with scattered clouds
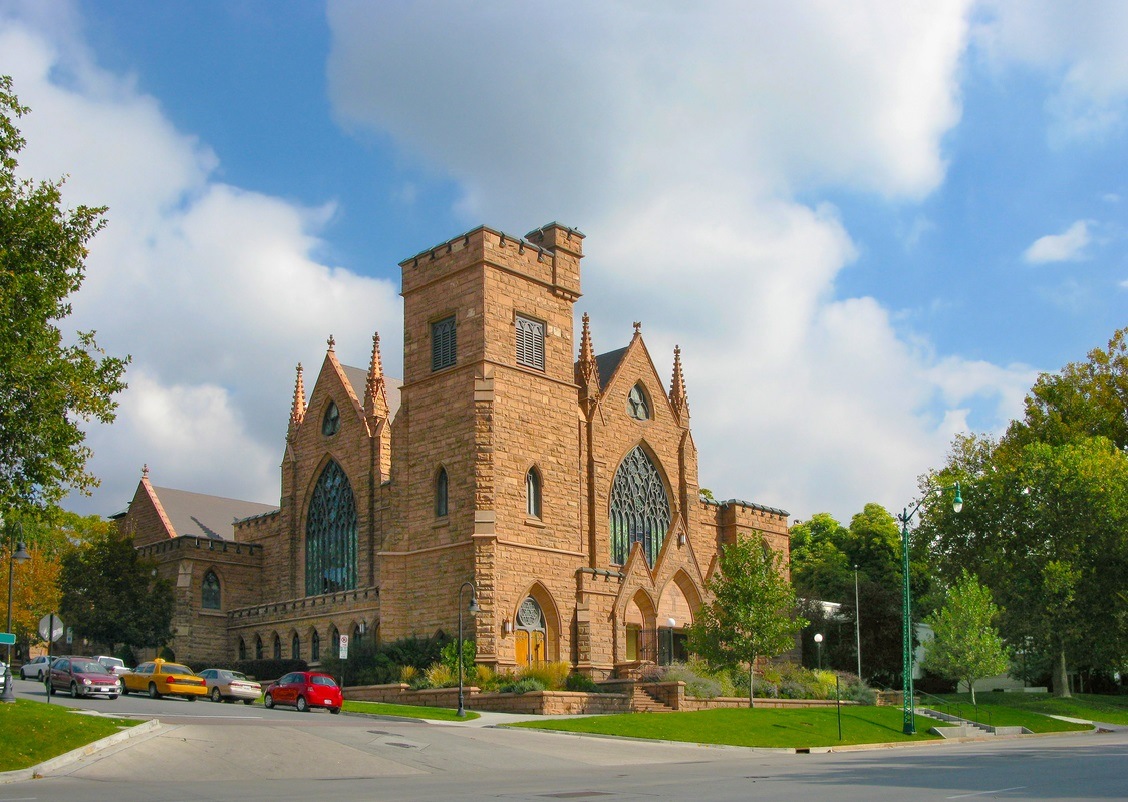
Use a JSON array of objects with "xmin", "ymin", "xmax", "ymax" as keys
[{"xmin": 1, "ymin": 0, "xmax": 1125, "ymax": 525}]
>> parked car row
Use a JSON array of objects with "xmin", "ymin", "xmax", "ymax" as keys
[{"xmin": 13, "ymin": 656, "xmax": 341, "ymax": 714}]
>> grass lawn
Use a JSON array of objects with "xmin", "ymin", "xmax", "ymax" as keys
[
  {"xmin": 0, "ymin": 700, "xmax": 142, "ymax": 772},
  {"xmin": 342, "ymin": 699, "xmax": 480, "ymax": 721},
  {"xmin": 511, "ymin": 705, "xmax": 943, "ymax": 749},
  {"xmin": 937, "ymin": 692, "xmax": 1128, "ymax": 726}
]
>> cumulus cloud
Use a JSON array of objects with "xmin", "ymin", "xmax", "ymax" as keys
[
  {"xmin": 326, "ymin": 0, "xmax": 1039, "ymax": 521},
  {"xmin": 976, "ymin": 0, "xmax": 1128, "ymax": 141},
  {"xmin": 1023, "ymin": 220, "xmax": 1092, "ymax": 263},
  {"xmin": 0, "ymin": 14, "xmax": 403, "ymax": 513}
]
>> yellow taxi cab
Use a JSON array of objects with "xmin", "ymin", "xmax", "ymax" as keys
[{"xmin": 122, "ymin": 658, "xmax": 207, "ymax": 700}]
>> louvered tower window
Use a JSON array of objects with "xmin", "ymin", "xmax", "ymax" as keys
[
  {"xmin": 305, "ymin": 460, "xmax": 358, "ymax": 596},
  {"xmin": 431, "ymin": 315, "xmax": 457, "ymax": 371},
  {"xmin": 609, "ymin": 446, "xmax": 671, "ymax": 566},
  {"xmin": 515, "ymin": 315, "xmax": 545, "ymax": 370}
]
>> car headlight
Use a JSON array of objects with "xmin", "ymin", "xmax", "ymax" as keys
[{"xmin": 83, "ymin": 678, "xmax": 92, "ymax": 685}]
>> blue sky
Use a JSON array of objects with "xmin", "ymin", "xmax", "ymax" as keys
[{"xmin": 1, "ymin": 1, "xmax": 1125, "ymax": 524}]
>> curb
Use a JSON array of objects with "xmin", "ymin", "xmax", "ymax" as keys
[{"xmin": 0, "ymin": 717, "xmax": 164, "ymax": 784}]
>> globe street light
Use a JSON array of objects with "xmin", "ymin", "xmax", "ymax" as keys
[
  {"xmin": 3, "ymin": 516, "xmax": 31, "ymax": 704},
  {"xmin": 898, "ymin": 482, "xmax": 962, "ymax": 734},
  {"xmin": 813, "ymin": 632, "xmax": 824, "ymax": 671},
  {"xmin": 457, "ymin": 580, "xmax": 480, "ymax": 718}
]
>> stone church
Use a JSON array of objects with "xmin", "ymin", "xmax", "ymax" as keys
[{"xmin": 113, "ymin": 222, "xmax": 791, "ymax": 678}]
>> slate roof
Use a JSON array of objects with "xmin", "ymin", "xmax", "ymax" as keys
[
  {"xmin": 594, "ymin": 347, "xmax": 628, "ymax": 392},
  {"xmin": 340, "ymin": 364, "xmax": 402, "ymax": 422},
  {"xmin": 150, "ymin": 486, "xmax": 279, "ymax": 541}
]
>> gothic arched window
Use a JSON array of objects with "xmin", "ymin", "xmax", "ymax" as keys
[
  {"xmin": 322, "ymin": 401, "xmax": 340, "ymax": 436},
  {"xmin": 435, "ymin": 467, "xmax": 449, "ymax": 517},
  {"xmin": 311, "ymin": 630, "xmax": 321, "ymax": 662},
  {"xmin": 627, "ymin": 383, "xmax": 650, "ymax": 421},
  {"xmin": 239, "ymin": 638, "xmax": 247, "ymax": 661},
  {"xmin": 526, "ymin": 468, "xmax": 542, "ymax": 518},
  {"xmin": 609, "ymin": 445, "xmax": 671, "ymax": 567},
  {"xmin": 255, "ymin": 636, "xmax": 263, "ymax": 660},
  {"xmin": 273, "ymin": 633, "xmax": 282, "ymax": 660},
  {"xmin": 291, "ymin": 632, "xmax": 300, "ymax": 660},
  {"xmin": 305, "ymin": 460, "xmax": 358, "ymax": 596},
  {"xmin": 201, "ymin": 569, "xmax": 221, "ymax": 610}
]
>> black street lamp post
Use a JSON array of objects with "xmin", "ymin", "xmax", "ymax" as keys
[
  {"xmin": 3, "ymin": 517, "xmax": 31, "ymax": 704},
  {"xmin": 457, "ymin": 580, "xmax": 480, "ymax": 718}
]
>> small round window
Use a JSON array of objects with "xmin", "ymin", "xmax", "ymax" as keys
[
  {"xmin": 322, "ymin": 401, "xmax": 340, "ymax": 436},
  {"xmin": 627, "ymin": 384, "xmax": 650, "ymax": 421}
]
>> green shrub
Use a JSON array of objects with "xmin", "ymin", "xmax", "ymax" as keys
[
  {"xmin": 565, "ymin": 672, "xmax": 598, "ymax": 692},
  {"xmin": 518, "ymin": 661, "xmax": 571, "ymax": 690},
  {"xmin": 425, "ymin": 663, "xmax": 456, "ymax": 688},
  {"xmin": 399, "ymin": 665, "xmax": 418, "ymax": 684},
  {"xmin": 500, "ymin": 677, "xmax": 546, "ymax": 694}
]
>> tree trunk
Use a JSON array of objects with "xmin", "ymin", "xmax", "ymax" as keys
[
  {"xmin": 968, "ymin": 679, "xmax": 977, "ymax": 706},
  {"xmin": 1053, "ymin": 646, "xmax": 1071, "ymax": 698},
  {"xmin": 748, "ymin": 661, "xmax": 755, "ymax": 708}
]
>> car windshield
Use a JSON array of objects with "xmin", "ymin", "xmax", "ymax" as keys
[
  {"xmin": 310, "ymin": 675, "xmax": 337, "ymax": 687},
  {"xmin": 163, "ymin": 664, "xmax": 194, "ymax": 675},
  {"xmin": 73, "ymin": 661, "xmax": 110, "ymax": 674},
  {"xmin": 99, "ymin": 657, "xmax": 124, "ymax": 667},
  {"xmin": 229, "ymin": 671, "xmax": 249, "ymax": 680}
]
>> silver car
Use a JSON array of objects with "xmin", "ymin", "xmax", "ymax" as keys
[
  {"xmin": 19, "ymin": 655, "xmax": 54, "ymax": 681},
  {"xmin": 94, "ymin": 655, "xmax": 130, "ymax": 677},
  {"xmin": 197, "ymin": 668, "xmax": 261, "ymax": 704}
]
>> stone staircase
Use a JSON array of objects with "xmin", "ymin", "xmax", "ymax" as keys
[
  {"xmin": 919, "ymin": 707, "xmax": 1028, "ymax": 738},
  {"xmin": 630, "ymin": 685, "xmax": 675, "ymax": 713}
]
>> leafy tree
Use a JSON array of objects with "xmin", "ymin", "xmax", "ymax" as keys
[
  {"xmin": 920, "ymin": 435, "xmax": 1128, "ymax": 696},
  {"xmin": 687, "ymin": 534, "xmax": 807, "ymax": 706},
  {"xmin": 1005, "ymin": 326, "xmax": 1128, "ymax": 452},
  {"xmin": 59, "ymin": 529, "xmax": 174, "ymax": 654},
  {"xmin": 920, "ymin": 571, "xmax": 1009, "ymax": 704},
  {"xmin": 0, "ymin": 75, "xmax": 129, "ymax": 511}
]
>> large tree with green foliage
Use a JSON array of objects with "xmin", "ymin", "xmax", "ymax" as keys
[
  {"xmin": 918, "ymin": 328, "xmax": 1128, "ymax": 696},
  {"xmin": 920, "ymin": 571, "xmax": 1009, "ymax": 704},
  {"xmin": 59, "ymin": 530, "xmax": 174, "ymax": 655},
  {"xmin": 0, "ymin": 75, "xmax": 129, "ymax": 511},
  {"xmin": 687, "ymin": 534, "xmax": 807, "ymax": 707}
]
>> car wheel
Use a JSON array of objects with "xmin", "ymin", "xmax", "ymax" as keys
[
  {"xmin": 148, "ymin": 682, "xmax": 161, "ymax": 699},
  {"xmin": 296, "ymin": 695, "xmax": 308, "ymax": 713},
  {"xmin": 211, "ymin": 687, "xmax": 223, "ymax": 703},
  {"xmin": 122, "ymin": 685, "xmax": 130, "ymax": 695},
  {"xmin": 243, "ymin": 699, "xmax": 254, "ymax": 705},
  {"xmin": 70, "ymin": 682, "xmax": 80, "ymax": 698},
  {"xmin": 187, "ymin": 695, "xmax": 197, "ymax": 702},
  {"xmin": 329, "ymin": 707, "xmax": 341, "ymax": 715},
  {"xmin": 19, "ymin": 668, "xmax": 27, "ymax": 680},
  {"xmin": 109, "ymin": 695, "xmax": 118, "ymax": 700},
  {"xmin": 264, "ymin": 692, "xmax": 274, "ymax": 709}
]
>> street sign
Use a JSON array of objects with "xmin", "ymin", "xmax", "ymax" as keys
[
  {"xmin": 38, "ymin": 614, "xmax": 64, "ymax": 642},
  {"xmin": 339, "ymin": 634, "xmax": 348, "ymax": 659},
  {"xmin": 0, "ymin": 633, "xmax": 15, "ymax": 646}
]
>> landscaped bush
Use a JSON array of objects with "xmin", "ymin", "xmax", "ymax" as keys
[
  {"xmin": 565, "ymin": 672, "xmax": 598, "ymax": 692},
  {"xmin": 499, "ymin": 677, "xmax": 546, "ymax": 694},
  {"xmin": 518, "ymin": 661, "xmax": 571, "ymax": 690},
  {"xmin": 424, "ymin": 663, "xmax": 456, "ymax": 688},
  {"xmin": 663, "ymin": 661, "xmax": 723, "ymax": 699},
  {"xmin": 321, "ymin": 632, "xmax": 455, "ymax": 686}
]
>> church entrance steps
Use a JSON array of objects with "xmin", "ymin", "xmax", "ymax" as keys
[
  {"xmin": 630, "ymin": 685, "xmax": 675, "ymax": 713},
  {"xmin": 918, "ymin": 707, "xmax": 1030, "ymax": 738}
]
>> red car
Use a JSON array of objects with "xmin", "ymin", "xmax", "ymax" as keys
[
  {"xmin": 46, "ymin": 656, "xmax": 122, "ymax": 699},
  {"xmin": 263, "ymin": 671, "xmax": 342, "ymax": 714}
]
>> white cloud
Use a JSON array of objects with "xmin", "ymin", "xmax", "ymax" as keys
[
  {"xmin": 976, "ymin": 0, "xmax": 1128, "ymax": 141},
  {"xmin": 325, "ymin": 0, "xmax": 1042, "ymax": 522},
  {"xmin": 1023, "ymin": 220, "xmax": 1092, "ymax": 263},
  {"xmin": 0, "ymin": 14, "xmax": 403, "ymax": 513}
]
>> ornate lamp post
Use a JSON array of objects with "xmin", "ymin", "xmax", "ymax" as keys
[
  {"xmin": 3, "ymin": 517, "xmax": 31, "ymax": 704},
  {"xmin": 898, "ymin": 482, "xmax": 962, "ymax": 734},
  {"xmin": 456, "ymin": 580, "xmax": 480, "ymax": 718},
  {"xmin": 814, "ymin": 632, "xmax": 823, "ymax": 670},
  {"xmin": 854, "ymin": 565, "xmax": 862, "ymax": 680}
]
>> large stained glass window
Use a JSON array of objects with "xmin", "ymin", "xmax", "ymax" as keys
[
  {"xmin": 305, "ymin": 460, "xmax": 358, "ymax": 596},
  {"xmin": 610, "ymin": 446, "xmax": 671, "ymax": 566}
]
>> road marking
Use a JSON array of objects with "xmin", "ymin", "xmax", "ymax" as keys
[{"xmin": 947, "ymin": 787, "xmax": 1027, "ymax": 798}]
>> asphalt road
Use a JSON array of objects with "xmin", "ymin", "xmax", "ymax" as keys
[{"xmin": 4, "ymin": 676, "xmax": 1128, "ymax": 801}]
